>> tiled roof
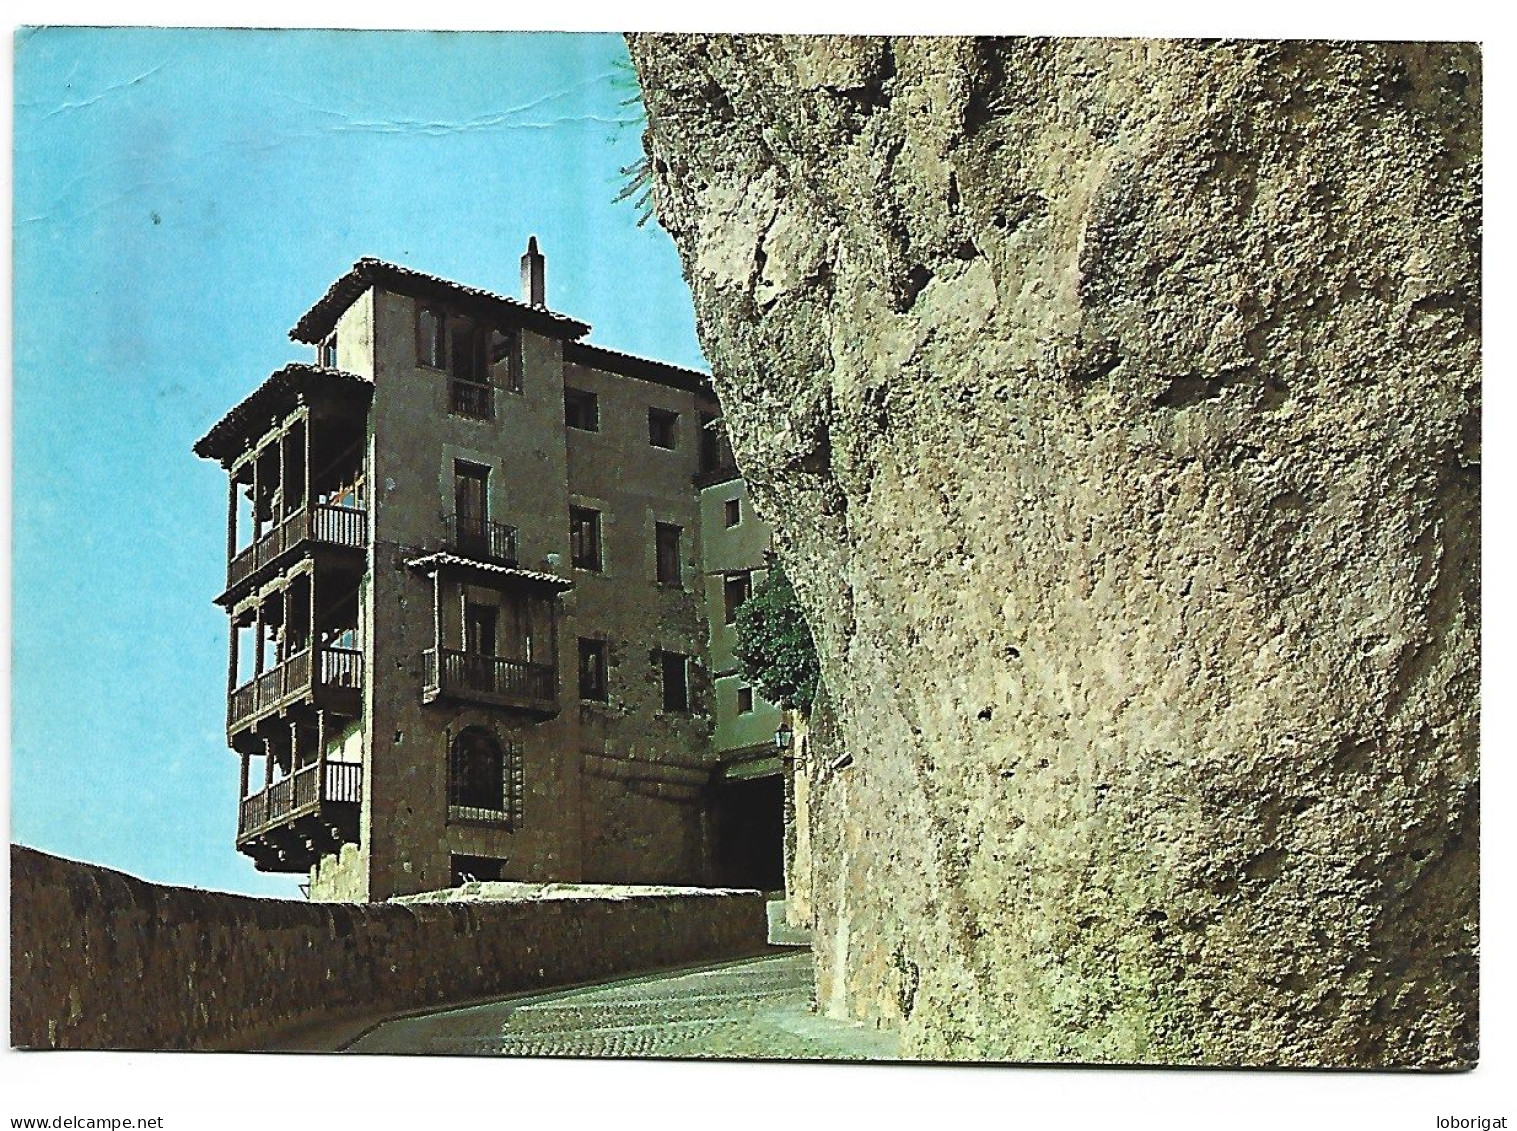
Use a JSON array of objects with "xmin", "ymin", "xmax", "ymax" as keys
[
  {"xmin": 193, "ymin": 363, "xmax": 372, "ymax": 464},
  {"xmin": 289, "ymin": 258, "xmax": 591, "ymax": 344},
  {"xmin": 405, "ymin": 553, "xmax": 574, "ymax": 592},
  {"xmin": 564, "ymin": 340, "xmax": 714, "ymax": 395}
]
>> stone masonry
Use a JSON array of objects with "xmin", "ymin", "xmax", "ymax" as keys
[{"xmin": 10, "ymin": 845, "xmax": 768, "ymax": 1051}]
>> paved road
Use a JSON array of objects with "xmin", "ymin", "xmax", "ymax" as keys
[{"xmin": 344, "ymin": 950, "xmax": 900, "ymax": 1061}]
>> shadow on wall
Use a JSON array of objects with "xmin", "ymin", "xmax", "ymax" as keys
[{"xmin": 9, "ymin": 844, "xmax": 769, "ymax": 1051}]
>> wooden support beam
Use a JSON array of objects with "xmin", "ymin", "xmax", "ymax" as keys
[
  {"xmin": 317, "ymin": 709, "xmax": 328, "ymax": 795},
  {"xmin": 303, "ymin": 410, "xmax": 314, "ymax": 515},
  {"xmin": 276, "ymin": 422, "xmax": 288, "ymax": 520},
  {"xmin": 250, "ymin": 446, "xmax": 261, "ymax": 542},
  {"xmin": 226, "ymin": 473, "xmax": 238, "ymax": 563},
  {"xmin": 227, "ymin": 620, "xmax": 239, "ymax": 696},
  {"xmin": 548, "ymin": 599, "xmax": 560, "ymax": 696},
  {"xmin": 432, "ymin": 570, "xmax": 442, "ymax": 657}
]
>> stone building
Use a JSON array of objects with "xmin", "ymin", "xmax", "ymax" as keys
[{"xmin": 194, "ymin": 240, "xmax": 786, "ymax": 902}]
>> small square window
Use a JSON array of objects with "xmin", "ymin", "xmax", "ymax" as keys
[
  {"xmin": 724, "ymin": 498, "xmax": 741, "ymax": 527},
  {"xmin": 565, "ymin": 388, "xmax": 599, "ymax": 431},
  {"xmin": 451, "ymin": 854, "xmax": 505, "ymax": 884},
  {"xmin": 655, "ymin": 522, "xmax": 682, "ymax": 587},
  {"xmin": 579, "ymin": 638, "xmax": 608, "ymax": 702},
  {"xmin": 736, "ymin": 685, "xmax": 754, "ymax": 715},
  {"xmin": 724, "ymin": 572, "xmax": 752, "ymax": 624},
  {"xmin": 318, "ymin": 334, "xmax": 337, "ymax": 368},
  {"xmin": 649, "ymin": 408, "xmax": 679, "ymax": 449},
  {"xmin": 569, "ymin": 506, "xmax": 602, "ymax": 571},
  {"xmin": 660, "ymin": 651, "xmax": 689, "ymax": 712}
]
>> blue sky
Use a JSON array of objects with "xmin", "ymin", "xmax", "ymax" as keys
[{"xmin": 12, "ymin": 27, "xmax": 706, "ymax": 897}]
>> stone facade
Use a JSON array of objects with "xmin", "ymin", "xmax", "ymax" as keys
[
  {"xmin": 9, "ymin": 845, "xmax": 768, "ymax": 1051},
  {"xmin": 627, "ymin": 35, "xmax": 1480, "ymax": 1067},
  {"xmin": 195, "ymin": 246, "xmax": 785, "ymax": 902}
]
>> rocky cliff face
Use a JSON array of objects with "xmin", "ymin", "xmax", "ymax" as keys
[{"xmin": 626, "ymin": 36, "xmax": 1479, "ymax": 1067}]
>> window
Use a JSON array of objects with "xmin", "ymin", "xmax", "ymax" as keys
[
  {"xmin": 420, "ymin": 308, "xmax": 494, "ymax": 416},
  {"xmin": 570, "ymin": 506, "xmax": 602, "ymax": 571},
  {"xmin": 565, "ymin": 388, "xmax": 599, "ymax": 431},
  {"xmin": 655, "ymin": 523, "xmax": 682, "ymax": 587},
  {"xmin": 736, "ymin": 685, "xmax": 754, "ymax": 715},
  {"xmin": 699, "ymin": 415, "xmax": 734, "ymax": 472},
  {"xmin": 318, "ymin": 334, "xmax": 337, "ymax": 367},
  {"xmin": 448, "ymin": 726, "xmax": 522, "ymax": 825},
  {"xmin": 451, "ymin": 854, "xmax": 505, "ymax": 884},
  {"xmin": 660, "ymin": 651, "xmax": 689, "ymax": 712},
  {"xmin": 724, "ymin": 571, "xmax": 752, "ymax": 624},
  {"xmin": 699, "ymin": 414, "xmax": 721, "ymax": 472},
  {"xmin": 453, "ymin": 462, "xmax": 490, "ymax": 550},
  {"xmin": 649, "ymin": 408, "xmax": 679, "ymax": 449},
  {"xmin": 454, "ymin": 461, "xmax": 489, "ymax": 522},
  {"xmin": 450, "ymin": 320, "xmax": 487, "ymax": 381},
  {"xmin": 417, "ymin": 306, "xmax": 445, "ymax": 369},
  {"xmin": 490, "ymin": 328, "xmax": 523, "ymax": 394},
  {"xmin": 579, "ymin": 638, "xmax": 608, "ymax": 702},
  {"xmin": 464, "ymin": 603, "xmax": 497, "ymax": 657},
  {"xmin": 724, "ymin": 497, "xmax": 741, "ymax": 527}
]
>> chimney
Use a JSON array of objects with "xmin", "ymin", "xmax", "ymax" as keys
[{"xmin": 521, "ymin": 236, "xmax": 546, "ymax": 307}]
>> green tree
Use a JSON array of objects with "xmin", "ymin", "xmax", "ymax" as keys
[{"xmin": 734, "ymin": 559, "xmax": 821, "ymax": 713}]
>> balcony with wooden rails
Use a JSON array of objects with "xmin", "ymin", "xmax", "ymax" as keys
[
  {"xmin": 224, "ymin": 502, "xmax": 366, "ymax": 599},
  {"xmin": 227, "ymin": 645, "xmax": 363, "ymax": 738},
  {"xmin": 449, "ymin": 378, "xmax": 494, "ymax": 420},
  {"xmin": 236, "ymin": 760, "xmax": 362, "ymax": 872},
  {"xmin": 422, "ymin": 647, "xmax": 557, "ymax": 717},
  {"xmin": 444, "ymin": 513, "xmax": 517, "ymax": 565}
]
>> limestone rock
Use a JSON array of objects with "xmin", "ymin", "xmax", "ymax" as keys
[{"xmin": 626, "ymin": 34, "xmax": 1479, "ymax": 1067}]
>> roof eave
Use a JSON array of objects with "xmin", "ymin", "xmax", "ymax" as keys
[
  {"xmin": 405, "ymin": 552, "xmax": 574, "ymax": 593},
  {"xmin": 289, "ymin": 259, "xmax": 591, "ymax": 345},
  {"xmin": 193, "ymin": 364, "xmax": 372, "ymax": 465}
]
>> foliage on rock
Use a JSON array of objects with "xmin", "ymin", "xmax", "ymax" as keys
[{"xmin": 734, "ymin": 560, "xmax": 820, "ymax": 713}]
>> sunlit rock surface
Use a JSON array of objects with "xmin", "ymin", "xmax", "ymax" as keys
[{"xmin": 627, "ymin": 35, "xmax": 1479, "ymax": 1067}]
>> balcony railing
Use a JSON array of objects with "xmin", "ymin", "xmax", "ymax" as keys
[
  {"xmin": 228, "ymin": 503, "xmax": 365, "ymax": 590},
  {"xmin": 449, "ymin": 379, "xmax": 494, "ymax": 420},
  {"xmin": 227, "ymin": 645, "xmax": 363, "ymax": 732},
  {"xmin": 445, "ymin": 514, "xmax": 518, "ymax": 565},
  {"xmin": 422, "ymin": 647, "xmax": 556, "ymax": 714},
  {"xmin": 237, "ymin": 760, "xmax": 362, "ymax": 841}
]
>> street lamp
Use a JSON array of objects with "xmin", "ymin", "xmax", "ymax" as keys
[{"xmin": 774, "ymin": 722, "xmax": 793, "ymax": 751}]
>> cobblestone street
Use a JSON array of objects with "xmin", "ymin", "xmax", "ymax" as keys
[{"xmin": 344, "ymin": 951, "xmax": 900, "ymax": 1061}]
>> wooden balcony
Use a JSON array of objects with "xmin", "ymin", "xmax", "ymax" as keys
[
  {"xmin": 237, "ymin": 761, "xmax": 361, "ymax": 872},
  {"xmin": 422, "ymin": 647, "xmax": 557, "ymax": 717},
  {"xmin": 444, "ymin": 514, "xmax": 517, "ymax": 565},
  {"xmin": 449, "ymin": 378, "xmax": 494, "ymax": 420},
  {"xmin": 228, "ymin": 645, "xmax": 363, "ymax": 737},
  {"xmin": 226, "ymin": 503, "xmax": 365, "ymax": 595}
]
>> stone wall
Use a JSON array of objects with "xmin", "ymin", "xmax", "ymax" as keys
[
  {"xmin": 627, "ymin": 35, "xmax": 1479, "ymax": 1068},
  {"xmin": 10, "ymin": 845, "xmax": 768, "ymax": 1051}
]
